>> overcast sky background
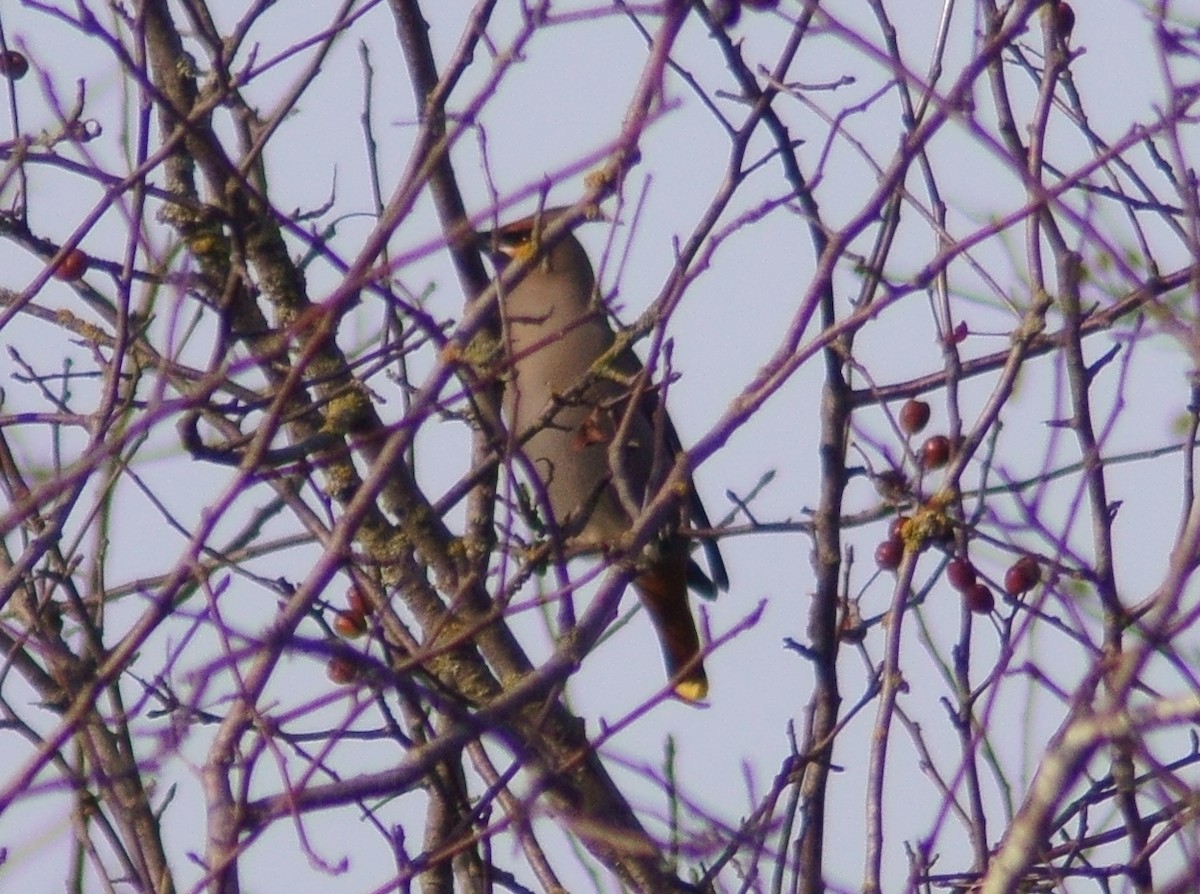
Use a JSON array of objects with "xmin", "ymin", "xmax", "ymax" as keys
[{"xmin": 1, "ymin": 1, "xmax": 1197, "ymax": 891}]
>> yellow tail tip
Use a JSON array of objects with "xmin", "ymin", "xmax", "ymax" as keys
[{"xmin": 673, "ymin": 678, "xmax": 709, "ymax": 703}]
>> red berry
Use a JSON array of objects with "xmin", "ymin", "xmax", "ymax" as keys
[
  {"xmin": 0, "ymin": 50, "xmax": 28, "ymax": 80},
  {"xmin": 964, "ymin": 583, "xmax": 994, "ymax": 614},
  {"xmin": 1054, "ymin": 2, "xmax": 1075, "ymax": 41},
  {"xmin": 946, "ymin": 557, "xmax": 976, "ymax": 592},
  {"xmin": 888, "ymin": 515, "xmax": 911, "ymax": 541},
  {"xmin": 1004, "ymin": 556, "xmax": 1041, "ymax": 595},
  {"xmin": 326, "ymin": 655, "xmax": 360, "ymax": 685},
  {"xmin": 51, "ymin": 247, "xmax": 89, "ymax": 281},
  {"xmin": 1018, "ymin": 555, "xmax": 1042, "ymax": 584},
  {"xmin": 333, "ymin": 609, "xmax": 367, "ymax": 638},
  {"xmin": 713, "ymin": 0, "xmax": 740, "ymax": 26},
  {"xmin": 921, "ymin": 435, "xmax": 952, "ymax": 470},
  {"xmin": 944, "ymin": 321, "xmax": 969, "ymax": 345},
  {"xmin": 899, "ymin": 399, "xmax": 931, "ymax": 435},
  {"xmin": 875, "ymin": 538, "xmax": 903, "ymax": 571}
]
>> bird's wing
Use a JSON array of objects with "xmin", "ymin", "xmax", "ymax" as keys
[{"xmin": 635, "ymin": 378, "xmax": 729, "ymax": 595}]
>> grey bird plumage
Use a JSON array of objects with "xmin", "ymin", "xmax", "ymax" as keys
[{"xmin": 479, "ymin": 206, "xmax": 728, "ymax": 701}]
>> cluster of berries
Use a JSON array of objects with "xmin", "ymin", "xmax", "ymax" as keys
[{"xmin": 873, "ymin": 398, "xmax": 1044, "ymax": 616}]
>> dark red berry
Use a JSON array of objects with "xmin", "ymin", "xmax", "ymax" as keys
[
  {"xmin": 921, "ymin": 435, "xmax": 952, "ymax": 470},
  {"xmin": 945, "ymin": 321, "xmax": 969, "ymax": 345},
  {"xmin": 875, "ymin": 538, "xmax": 904, "ymax": 571},
  {"xmin": 333, "ymin": 610, "xmax": 367, "ymax": 638},
  {"xmin": 964, "ymin": 583, "xmax": 995, "ymax": 614},
  {"xmin": 1004, "ymin": 556, "xmax": 1042, "ymax": 595},
  {"xmin": 888, "ymin": 515, "xmax": 910, "ymax": 541},
  {"xmin": 899, "ymin": 399, "xmax": 931, "ymax": 435},
  {"xmin": 51, "ymin": 247, "xmax": 88, "ymax": 281},
  {"xmin": 946, "ymin": 558, "xmax": 976, "ymax": 592},
  {"xmin": 0, "ymin": 50, "xmax": 28, "ymax": 80},
  {"xmin": 326, "ymin": 655, "xmax": 360, "ymax": 685},
  {"xmin": 1054, "ymin": 1, "xmax": 1075, "ymax": 42},
  {"xmin": 1018, "ymin": 555, "xmax": 1041, "ymax": 584},
  {"xmin": 712, "ymin": 0, "xmax": 740, "ymax": 26}
]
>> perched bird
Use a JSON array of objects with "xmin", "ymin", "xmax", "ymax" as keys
[{"xmin": 478, "ymin": 206, "xmax": 728, "ymax": 701}]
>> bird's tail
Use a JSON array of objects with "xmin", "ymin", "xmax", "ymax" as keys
[{"xmin": 635, "ymin": 548, "xmax": 708, "ymax": 702}]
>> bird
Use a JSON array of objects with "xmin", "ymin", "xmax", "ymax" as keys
[{"xmin": 477, "ymin": 206, "xmax": 728, "ymax": 702}]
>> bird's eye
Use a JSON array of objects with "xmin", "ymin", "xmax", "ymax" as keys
[{"xmin": 498, "ymin": 232, "xmax": 539, "ymax": 263}]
